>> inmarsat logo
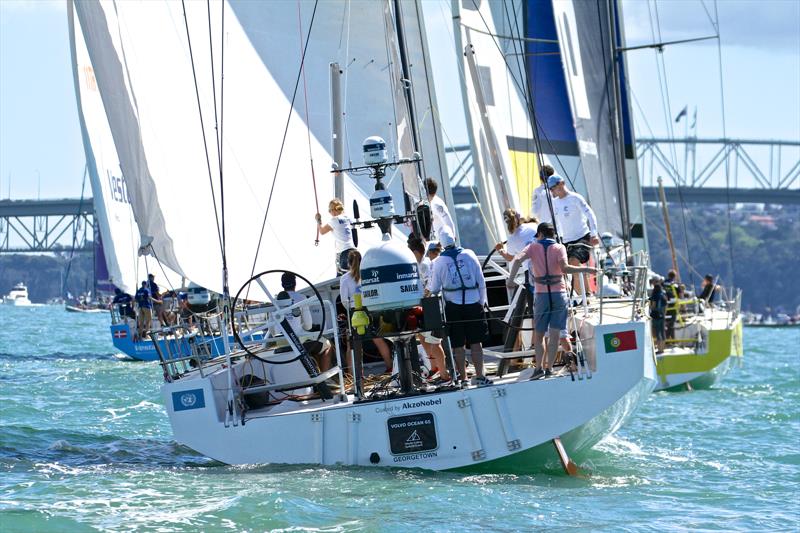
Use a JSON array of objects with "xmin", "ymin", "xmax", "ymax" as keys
[
  {"xmin": 172, "ymin": 388, "xmax": 205, "ymax": 412},
  {"xmin": 180, "ymin": 393, "xmax": 197, "ymax": 408},
  {"xmin": 371, "ymin": 270, "xmax": 379, "ymax": 278}
]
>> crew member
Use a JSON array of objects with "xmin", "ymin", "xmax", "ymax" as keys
[
  {"xmin": 147, "ymin": 273, "xmax": 167, "ymax": 326},
  {"xmin": 649, "ymin": 278, "xmax": 668, "ymax": 354},
  {"xmin": 494, "ymin": 208, "xmax": 537, "ymax": 352},
  {"xmin": 663, "ymin": 270, "xmax": 678, "ymax": 339},
  {"xmin": 425, "ymin": 177, "xmax": 456, "ymax": 243},
  {"xmin": 531, "ymin": 164, "xmax": 555, "ymax": 224},
  {"xmin": 428, "ymin": 229, "xmax": 491, "ymax": 387},
  {"xmin": 277, "ymin": 272, "xmax": 313, "ymax": 333},
  {"xmin": 316, "ymin": 198, "xmax": 356, "ymax": 275},
  {"xmin": 111, "ymin": 287, "xmax": 135, "ymax": 319},
  {"xmin": 408, "ymin": 236, "xmax": 450, "ymax": 383},
  {"xmin": 698, "ymin": 274, "xmax": 719, "ymax": 306},
  {"xmin": 547, "ymin": 175, "xmax": 600, "ymax": 294},
  {"xmin": 507, "ymin": 222, "xmax": 598, "ymax": 379},
  {"xmin": 134, "ymin": 281, "xmax": 153, "ymax": 339},
  {"xmin": 177, "ymin": 293, "xmax": 194, "ymax": 327}
]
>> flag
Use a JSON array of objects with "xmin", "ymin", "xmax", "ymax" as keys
[
  {"xmin": 113, "ymin": 329, "xmax": 127, "ymax": 339},
  {"xmin": 603, "ymin": 330, "xmax": 637, "ymax": 353},
  {"xmin": 674, "ymin": 106, "xmax": 688, "ymax": 123}
]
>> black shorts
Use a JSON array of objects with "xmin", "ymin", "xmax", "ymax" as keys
[
  {"xmin": 337, "ymin": 249, "xmax": 355, "ymax": 273},
  {"xmin": 445, "ymin": 301, "xmax": 488, "ymax": 348},
  {"xmin": 566, "ymin": 234, "xmax": 592, "ymax": 264}
]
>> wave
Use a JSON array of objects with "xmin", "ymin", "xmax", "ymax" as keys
[
  {"xmin": 0, "ymin": 351, "xmax": 120, "ymax": 362},
  {"xmin": 0, "ymin": 425, "xmax": 214, "ymax": 470}
]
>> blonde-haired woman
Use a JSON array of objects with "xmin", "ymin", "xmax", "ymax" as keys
[
  {"xmin": 339, "ymin": 251, "xmax": 393, "ymax": 373},
  {"xmin": 316, "ymin": 198, "xmax": 356, "ymax": 274},
  {"xmin": 494, "ymin": 208, "xmax": 538, "ymax": 353}
]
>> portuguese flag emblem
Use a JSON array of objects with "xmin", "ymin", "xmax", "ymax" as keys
[{"xmin": 603, "ymin": 330, "xmax": 637, "ymax": 353}]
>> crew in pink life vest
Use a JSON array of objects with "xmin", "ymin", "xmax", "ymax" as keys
[{"xmin": 506, "ymin": 222, "xmax": 598, "ymax": 379}]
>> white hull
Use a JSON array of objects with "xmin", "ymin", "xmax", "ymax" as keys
[
  {"xmin": 163, "ymin": 314, "xmax": 656, "ymax": 472},
  {"xmin": 2, "ymin": 298, "xmax": 34, "ymax": 306}
]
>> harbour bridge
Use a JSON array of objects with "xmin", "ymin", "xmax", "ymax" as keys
[
  {"xmin": 447, "ymin": 137, "xmax": 800, "ymax": 206},
  {"xmin": 1, "ymin": 137, "xmax": 797, "ymax": 254}
]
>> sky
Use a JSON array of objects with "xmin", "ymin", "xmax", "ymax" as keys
[{"xmin": 0, "ymin": 0, "xmax": 798, "ymax": 200}]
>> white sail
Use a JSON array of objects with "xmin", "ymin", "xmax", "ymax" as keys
[
  {"xmin": 69, "ymin": 2, "xmax": 182, "ymax": 294},
  {"xmin": 72, "ymin": 0, "xmax": 448, "ymax": 297},
  {"xmin": 455, "ymin": 0, "xmax": 542, "ymax": 242}
]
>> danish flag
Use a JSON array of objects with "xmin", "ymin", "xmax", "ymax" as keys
[{"xmin": 113, "ymin": 329, "xmax": 127, "ymax": 339}]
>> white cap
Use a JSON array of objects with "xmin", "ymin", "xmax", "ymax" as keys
[{"xmin": 439, "ymin": 229, "xmax": 456, "ymax": 249}]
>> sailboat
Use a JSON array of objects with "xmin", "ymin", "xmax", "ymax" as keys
[
  {"xmin": 72, "ymin": 0, "xmax": 656, "ymax": 473},
  {"xmin": 651, "ymin": 179, "xmax": 743, "ymax": 391},
  {"xmin": 69, "ymin": 8, "xmax": 261, "ymax": 361}
]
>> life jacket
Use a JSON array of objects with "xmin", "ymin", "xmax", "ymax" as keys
[
  {"xmin": 529, "ymin": 238, "xmax": 564, "ymax": 293},
  {"xmin": 441, "ymin": 246, "xmax": 477, "ymax": 305}
]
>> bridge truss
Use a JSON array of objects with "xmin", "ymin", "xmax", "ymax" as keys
[
  {"xmin": 0, "ymin": 199, "xmax": 95, "ymax": 253},
  {"xmin": 446, "ymin": 137, "xmax": 800, "ymax": 205}
]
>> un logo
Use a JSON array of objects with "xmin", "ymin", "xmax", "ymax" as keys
[{"xmin": 180, "ymin": 393, "xmax": 197, "ymax": 408}]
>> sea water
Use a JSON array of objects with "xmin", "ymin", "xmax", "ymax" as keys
[{"xmin": 0, "ymin": 306, "xmax": 797, "ymax": 532}]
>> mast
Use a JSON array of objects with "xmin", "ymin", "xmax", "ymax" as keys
[
  {"xmin": 392, "ymin": 0, "xmax": 423, "ymax": 192},
  {"xmin": 657, "ymin": 176, "xmax": 681, "ymax": 282},
  {"xmin": 330, "ymin": 62, "xmax": 344, "ymax": 201},
  {"xmin": 607, "ymin": 0, "xmax": 632, "ymax": 246}
]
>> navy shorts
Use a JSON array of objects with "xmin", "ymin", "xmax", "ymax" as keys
[
  {"xmin": 533, "ymin": 291, "xmax": 568, "ymax": 333},
  {"xmin": 337, "ymin": 249, "xmax": 355, "ymax": 273},
  {"xmin": 651, "ymin": 318, "xmax": 666, "ymax": 341},
  {"xmin": 445, "ymin": 301, "xmax": 487, "ymax": 348}
]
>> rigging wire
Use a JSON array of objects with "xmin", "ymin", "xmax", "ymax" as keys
[
  {"xmin": 63, "ymin": 165, "xmax": 89, "ymax": 297},
  {"xmin": 647, "ymin": 0, "xmax": 694, "ymax": 282},
  {"xmin": 465, "ymin": 0, "xmax": 561, "ymax": 237},
  {"xmin": 296, "ymin": 0, "xmax": 321, "ymax": 246},
  {"xmin": 714, "ymin": 0, "xmax": 736, "ymax": 287},
  {"xmin": 248, "ymin": 0, "xmax": 320, "ymax": 282},
  {"xmin": 180, "ymin": 0, "xmax": 225, "ymax": 262},
  {"xmin": 218, "ymin": 0, "xmax": 228, "ymax": 289}
]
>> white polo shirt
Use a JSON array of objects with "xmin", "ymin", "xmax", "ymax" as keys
[{"xmin": 329, "ymin": 215, "xmax": 355, "ymax": 253}]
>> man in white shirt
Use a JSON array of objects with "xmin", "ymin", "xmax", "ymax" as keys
[
  {"xmin": 548, "ymin": 175, "xmax": 600, "ymax": 294},
  {"xmin": 425, "ymin": 177, "xmax": 456, "ymax": 243},
  {"xmin": 427, "ymin": 230, "xmax": 491, "ymax": 387},
  {"xmin": 408, "ymin": 236, "xmax": 450, "ymax": 382},
  {"xmin": 531, "ymin": 164, "xmax": 555, "ymax": 224}
]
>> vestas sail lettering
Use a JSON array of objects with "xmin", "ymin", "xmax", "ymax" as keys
[{"xmin": 106, "ymin": 170, "xmax": 130, "ymax": 205}]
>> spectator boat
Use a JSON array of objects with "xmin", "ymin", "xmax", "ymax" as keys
[{"xmin": 2, "ymin": 282, "xmax": 34, "ymax": 306}]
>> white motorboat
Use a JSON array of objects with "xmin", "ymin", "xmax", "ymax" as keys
[{"xmin": 2, "ymin": 282, "xmax": 33, "ymax": 306}]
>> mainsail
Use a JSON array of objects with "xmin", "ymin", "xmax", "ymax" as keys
[
  {"xmin": 72, "ymin": 0, "xmax": 446, "ymax": 296},
  {"xmin": 69, "ymin": 3, "xmax": 145, "ymax": 294}
]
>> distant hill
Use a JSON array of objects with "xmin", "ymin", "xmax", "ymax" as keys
[
  {"xmin": 644, "ymin": 203, "xmax": 798, "ymax": 315},
  {"xmin": 0, "ymin": 253, "xmax": 93, "ymax": 303}
]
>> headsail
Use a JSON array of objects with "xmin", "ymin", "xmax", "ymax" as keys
[{"xmin": 69, "ymin": 2, "xmax": 175, "ymax": 293}]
